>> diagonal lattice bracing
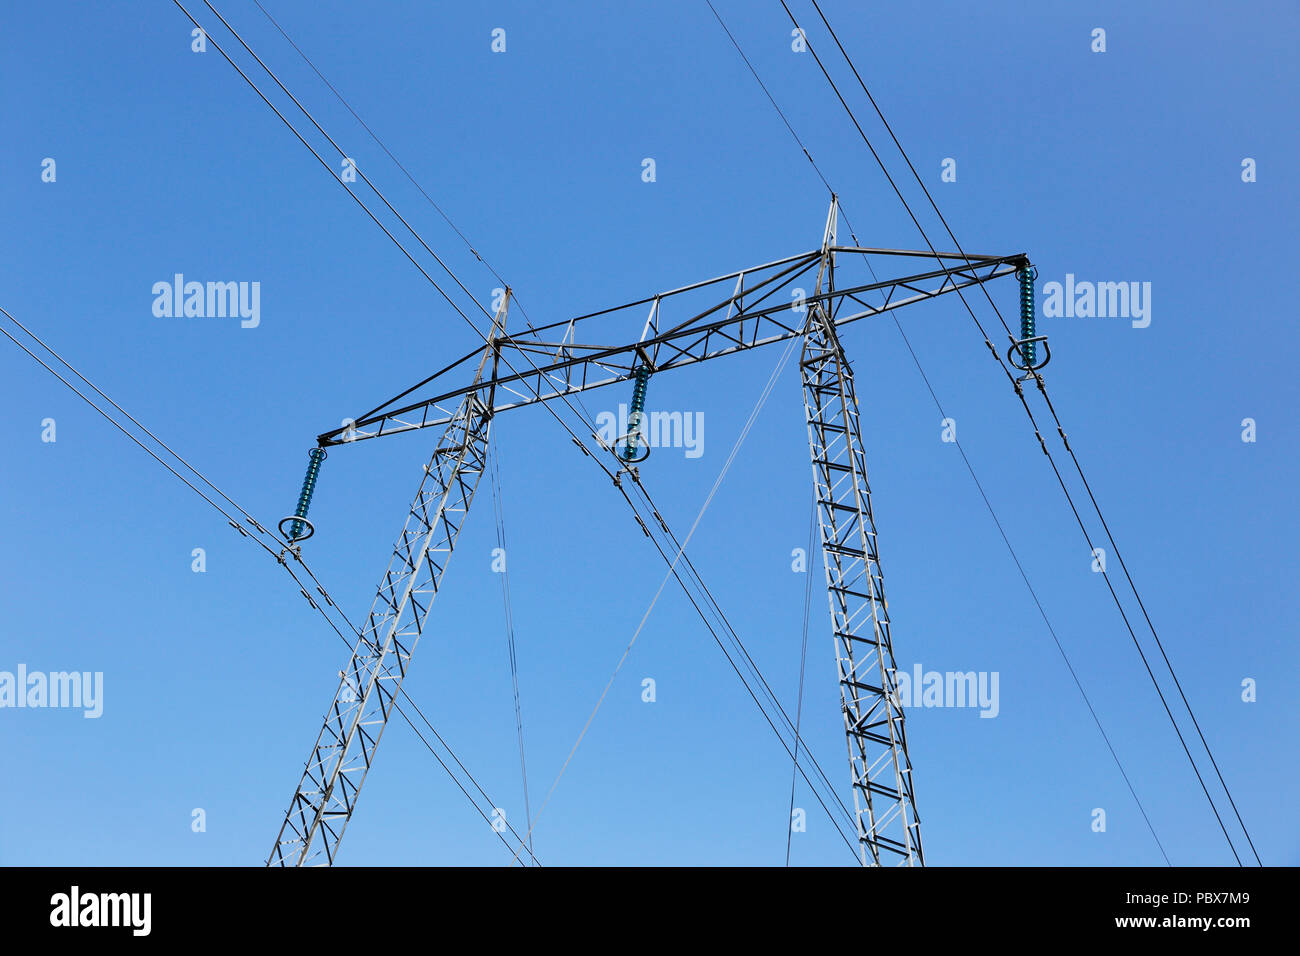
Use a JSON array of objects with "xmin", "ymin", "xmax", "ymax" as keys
[
  {"xmin": 267, "ymin": 386, "xmax": 492, "ymax": 867},
  {"xmin": 801, "ymin": 303, "xmax": 923, "ymax": 866},
  {"xmin": 800, "ymin": 200, "xmax": 922, "ymax": 866}
]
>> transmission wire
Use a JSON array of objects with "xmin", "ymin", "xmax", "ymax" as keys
[
  {"xmin": 0, "ymin": 308, "xmax": 541, "ymax": 865},
  {"xmin": 795, "ymin": 0, "xmax": 1257, "ymax": 865},
  {"xmin": 188, "ymin": 0, "xmax": 861, "ymax": 855},
  {"xmin": 488, "ymin": 434, "xmax": 535, "ymax": 856},
  {"xmin": 702, "ymin": 1, "xmax": 1172, "ymax": 863},
  {"xmin": 786, "ymin": 494, "xmax": 818, "ymax": 865}
]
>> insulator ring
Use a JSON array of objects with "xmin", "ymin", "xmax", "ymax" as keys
[
  {"xmin": 278, "ymin": 515, "xmax": 315, "ymax": 543},
  {"xmin": 1010, "ymin": 262, "xmax": 1048, "ymax": 379},
  {"xmin": 1007, "ymin": 335, "xmax": 1051, "ymax": 373},
  {"xmin": 282, "ymin": 447, "xmax": 328, "ymax": 543},
  {"xmin": 619, "ymin": 432, "xmax": 651, "ymax": 463},
  {"xmin": 621, "ymin": 365, "xmax": 653, "ymax": 462}
]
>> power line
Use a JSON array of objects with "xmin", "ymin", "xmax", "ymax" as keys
[
  {"xmin": 488, "ymin": 435, "xmax": 535, "ymax": 857},
  {"xmin": 9, "ymin": 1, "xmax": 861, "ymax": 869},
  {"xmin": 702, "ymin": 2, "xmax": 1171, "ymax": 863},
  {"xmin": 618, "ymin": 338, "xmax": 869, "ymax": 841},
  {"xmin": 705, "ymin": 0, "xmax": 834, "ymax": 197},
  {"xmin": 0, "ymin": 322, "xmax": 259, "ymax": 542},
  {"xmin": 786, "ymin": 494, "xmax": 818, "ymax": 865},
  {"xmin": 249, "ymin": 0, "xmax": 505, "ymax": 288},
  {"xmin": 622, "ymin": 476, "xmax": 860, "ymax": 839},
  {"xmin": 784, "ymin": 0, "xmax": 1255, "ymax": 864},
  {"xmin": 174, "ymin": 0, "xmax": 658, "ymax": 512},
  {"xmin": 509, "ymin": 331, "xmax": 863, "ymax": 864},
  {"xmin": 172, "ymin": 0, "xmax": 1213, "ymax": 866},
  {"xmin": 881, "ymin": 304, "xmax": 1173, "ymax": 866},
  {"xmin": 294, "ymin": 559, "xmax": 544, "ymax": 866},
  {"xmin": 186, "ymin": 0, "xmax": 860, "ymax": 856},
  {"xmin": 0, "ymin": 305, "xmax": 541, "ymax": 866}
]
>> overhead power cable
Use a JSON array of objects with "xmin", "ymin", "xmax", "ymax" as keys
[
  {"xmin": 780, "ymin": 0, "xmax": 1256, "ymax": 864},
  {"xmin": 249, "ymin": 0, "xmax": 503, "ymax": 286},
  {"xmin": 806, "ymin": 0, "xmax": 1259, "ymax": 865},
  {"xmin": 705, "ymin": 0, "xmax": 834, "ymax": 197},
  {"xmin": 183, "ymin": 0, "xmax": 860, "ymax": 854},
  {"xmin": 0, "ymin": 305, "xmax": 541, "ymax": 865},
  {"xmin": 488, "ymin": 435, "xmax": 535, "ymax": 857},
  {"xmin": 509, "ymin": 330, "xmax": 863, "ymax": 864},
  {"xmin": 214, "ymin": 0, "xmax": 1196, "ymax": 866},
  {"xmin": 702, "ymin": 2, "xmax": 1171, "ymax": 862},
  {"xmin": 786, "ymin": 494, "xmax": 818, "ymax": 866}
]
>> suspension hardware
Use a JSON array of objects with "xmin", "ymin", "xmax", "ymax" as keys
[
  {"xmin": 279, "ymin": 447, "xmax": 327, "ymax": 544},
  {"xmin": 1008, "ymin": 264, "xmax": 1050, "ymax": 379},
  {"xmin": 620, "ymin": 364, "xmax": 653, "ymax": 463}
]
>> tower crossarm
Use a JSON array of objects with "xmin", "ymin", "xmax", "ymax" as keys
[
  {"xmin": 270, "ymin": 192, "xmax": 1032, "ymax": 865},
  {"xmin": 318, "ymin": 248, "xmax": 1024, "ymax": 447}
]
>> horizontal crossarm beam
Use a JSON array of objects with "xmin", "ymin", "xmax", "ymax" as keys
[{"xmin": 319, "ymin": 249, "xmax": 1024, "ymax": 447}]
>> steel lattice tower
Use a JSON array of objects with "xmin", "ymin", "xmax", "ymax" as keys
[
  {"xmin": 268, "ymin": 303, "xmax": 506, "ymax": 867},
  {"xmin": 801, "ymin": 202, "xmax": 923, "ymax": 865},
  {"xmin": 271, "ymin": 200, "xmax": 1030, "ymax": 865}
]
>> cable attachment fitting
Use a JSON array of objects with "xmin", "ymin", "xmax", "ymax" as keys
[
  {"xmin": 612, "ymin": 464, "xmax": 639, "ymax": 489},
  {"xmin": 619, "ymin": 364, "xmax": 652, "ymax": 463},
  {"xmin": 1008, "ymin": 264, "xmax": 1050, "ymax": 379},
  {"xmin": 279, "ymin": 447, "xmax": 327, "ymax": 544}
]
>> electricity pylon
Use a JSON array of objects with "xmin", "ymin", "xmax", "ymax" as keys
[
  {"xmin": 270, "ymin": 199, "xmax": 1034, "ymax": 866},
  {"xmin": 268, "ymin": 300, "xmax": 508, "ymax": 867},
  {"xmin": 801, "ymin": 202, "xmax": 920, "ymax": 864}
]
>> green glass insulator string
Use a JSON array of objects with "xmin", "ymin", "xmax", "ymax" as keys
[
  {"xmin": 621, "ymin": 365, "xmax": 651, "ymax": 461},
  {"xmin": 1017, "ymin": 265, "xmax": 1038, "ymax": 368},
  {"xmin": 287, "ymin": 447, "xmax": 327, "ymax": 541}
]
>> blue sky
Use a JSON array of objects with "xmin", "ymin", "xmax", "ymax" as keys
[{"xmin": 1, "ymin": 0, "xmax": 1295, "ymax": 866}]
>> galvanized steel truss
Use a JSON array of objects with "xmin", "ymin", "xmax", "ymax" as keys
[
  {"xmin": 801, "ymin": 200, "xmax": 922, "ymax": 865},
  {"xmin": 274, "ymin": 202, "xmax": 1022, "ymax": 865},
  {"xmin": 267, "ymin": 311, "xmax": 503, "ymax": 867}
]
